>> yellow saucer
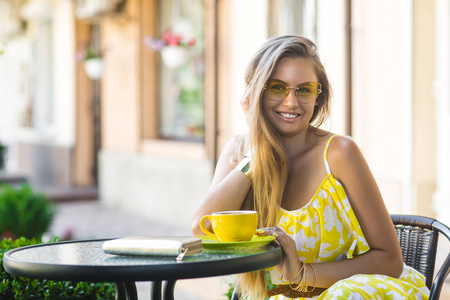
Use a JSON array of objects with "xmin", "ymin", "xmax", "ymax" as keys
[{"xmin": 198, "ymin": 235, "xmax": 275, "ymax": 252}]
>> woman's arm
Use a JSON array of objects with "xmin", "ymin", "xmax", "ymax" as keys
[
  {"xmin": 259, "ymin": 136, "xmax": 404, "ymax": 288},
  {"xmin": 191, "ymin": 137, "xmax": 252, "ymax": 236},
  {"xmin": 311, "ymin": 136, "xmax": 403, "ymax": 287}
]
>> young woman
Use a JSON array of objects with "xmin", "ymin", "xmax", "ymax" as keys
[{"xmin": 192, "ymin": 35, "xmax": 429, "ymax": 300}]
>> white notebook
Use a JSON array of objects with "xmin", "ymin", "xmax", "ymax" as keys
[{"xmin": 102, "ymin": 236, "xmax": 203, "ymax": 261}]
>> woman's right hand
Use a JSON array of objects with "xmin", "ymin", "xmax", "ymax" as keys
[{"xmin": 256, "ymin": 227, "xmax": 303, "ymax": 283}]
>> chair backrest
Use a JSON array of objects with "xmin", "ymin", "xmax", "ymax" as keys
[{"xmin": 390, "ymin": 214, "xmax": 439, "ymax": 289}]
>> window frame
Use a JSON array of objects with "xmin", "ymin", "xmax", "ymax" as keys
[{"xmin": 139, "ymin": 0, "xmax": 217, "ymax": 161}]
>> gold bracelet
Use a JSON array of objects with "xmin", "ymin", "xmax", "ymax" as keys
[
  {"xmin": 301, "ymin": 263, "xmax": 308, "ymax": 292},
  {"xmin": 308, "ymin": 263, "xmax": 317, "ymax": 292},
  {"xmin": 293, "ymin": 263, "xmax": 309, "ymax": 292},
  {"xmin": 281, "ymin": 262, "xmax": 304, "ymax": 284},
  {"xmin": 290, "ymin": 264, "xmax": 303, "ymax": 291}
]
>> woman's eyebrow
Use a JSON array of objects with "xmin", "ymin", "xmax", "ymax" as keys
[
  {"xmin": 268, "ymin": 78, "xmax": 287, "ymax": 84},
  {"xmin": 270, "ymin": 79, "xmax": 315, "ymax": 86}
]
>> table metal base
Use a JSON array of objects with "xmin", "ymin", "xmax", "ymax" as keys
[
  {"xmin": 151, "ymin": 281, "xmax": 176, "ymax": 300},
  {"xmin": 115, "ymin": 280, "xmax": 177, "ymax": 300},
  {"xmin": 115, "ymin": 282, "xmax": 138, "ymax": 300}
]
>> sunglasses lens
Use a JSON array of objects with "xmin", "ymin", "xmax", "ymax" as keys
[
  {"xmin": 265, "ymin": 81, "xmax": 288, "ymax": 100},
  {"xmin": 295, "ymin": 82, "xmax": 320, "ymax": 100}
]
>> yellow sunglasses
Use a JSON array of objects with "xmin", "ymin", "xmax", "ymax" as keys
[{"xmin": 264, "ymin": 80, "xmax": 322, "ymax": 103}]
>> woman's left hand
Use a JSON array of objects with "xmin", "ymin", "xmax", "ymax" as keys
[{"xmin": 256, "ymin": 227, "xmax": 302, "ymax": 280}]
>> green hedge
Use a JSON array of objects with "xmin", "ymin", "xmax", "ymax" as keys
[
  {"xmin": 0, "ymin": 184, "xmax": 54, "ymax": 239},
  {"xmin": 0, "ymin": 237, "xmax": 115, "ymax": 300}
]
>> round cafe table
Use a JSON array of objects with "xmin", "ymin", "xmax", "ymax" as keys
[{"xmin": 3, "ymin": 238, "xmax": 282, "ymax": 300}]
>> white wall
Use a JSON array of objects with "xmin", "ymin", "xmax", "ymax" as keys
[
  {"xmin": 99, "ymin": 151, "xmax": 212, "ymax": 228},
  {"xmin": 351, "ymin": 0, "xmax": 413, "ymax": 213},
  {"xmin": 317, "ymin": 0, "xmax": 346, "ymax": 135},
  {"xmin": 52, "ymin": 0, "xmax": 76, "ymax": 146},
  {"xmin": 230, "ymin": 0, "xmax": 269, "ymax": 136},
  {"xmin": 433, "ymin": 0, "xmax": 450, "ymax": 226}
]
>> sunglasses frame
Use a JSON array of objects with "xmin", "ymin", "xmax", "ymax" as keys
[{"xmin": 263, "ymin": 81, "xmax": 323, "ymax": 103}]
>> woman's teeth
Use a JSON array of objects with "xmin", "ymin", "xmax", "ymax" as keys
[{"xmin": 279, "ymin": 113, "xmax": 299, "ymax": 119}]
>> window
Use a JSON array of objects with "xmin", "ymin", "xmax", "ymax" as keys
[{"xmin": 157, "ymin": 0, "xmax": 205, "ymax": 143}]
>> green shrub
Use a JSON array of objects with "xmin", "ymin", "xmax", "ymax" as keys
[
  {"xmin": 0, "ymin": 184, "xmax": 55, "ymax": 239},
  {"xmin": 0, "ymin": 237, "xmax": 116, "ymax": 300}
]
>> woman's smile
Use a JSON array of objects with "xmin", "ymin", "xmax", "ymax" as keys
[{"xmin": 276, "ymin": 111, "xmax": 301, "ymax": 122}]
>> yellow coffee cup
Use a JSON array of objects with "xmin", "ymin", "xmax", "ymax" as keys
[{"xmin": 199, "ymin": 210, "xmax": 258, "ymax": 242}]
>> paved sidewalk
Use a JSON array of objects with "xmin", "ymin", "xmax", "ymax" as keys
[{"xmin": 47, "ymin": 200, "xmax": 230, "ymax": 300}]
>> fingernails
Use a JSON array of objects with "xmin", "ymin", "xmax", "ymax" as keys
[{"xmin": 272, "ymin": 233, "xmax": 278, "ymax": 237}]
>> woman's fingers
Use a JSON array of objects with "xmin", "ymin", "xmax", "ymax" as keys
[
  {"xmin": 256, "ymin": 227, "xmax": 280, "ymax": 245},
  {"xmin": 257, "ymin": 227, "xmax": 297, "ymax": 254},
  {"xmin": 256, "ymin": 227, "xmax": 278, "ymax": 236},
  {"xmin": 256, "ymin": 227, "xmax": 291, "ymax": 245}
]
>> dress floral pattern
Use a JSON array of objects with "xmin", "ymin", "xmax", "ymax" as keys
[{"xmin": 268, "ymin": 136, "xmax": 429, "ymax": 299}]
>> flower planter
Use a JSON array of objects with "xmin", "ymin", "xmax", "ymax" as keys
[
  {"xmin": 83, "ymin": 58, "xmax": 104, "ymax": 79},
  {"xmin": 161, "ymin": 46, "xmax": 190, "ymax": 69}
]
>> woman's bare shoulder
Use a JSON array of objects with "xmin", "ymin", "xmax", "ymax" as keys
[
  {"xmin": 328, "ymin": 135, "xmax": 359, "ymax": 155},
  {"xmin": 223, "ymin": 134, "xmax": 246, "ymax": 152},
  {"xmin": 218, "ymin": 135, "xmax": 248, "ymax": 165},
  {"xmin": 327, "ymin": 135, "xmax": 366, "ymax": 177}
]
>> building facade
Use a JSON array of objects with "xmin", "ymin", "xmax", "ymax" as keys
[{"xmin": 0, "ymin": 0, "xmax": 447, "ymax": 228}]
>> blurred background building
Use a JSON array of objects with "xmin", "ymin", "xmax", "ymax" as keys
[{"xmin": 0, "ymin": 0, "xmax": 448, "ymax": 229}]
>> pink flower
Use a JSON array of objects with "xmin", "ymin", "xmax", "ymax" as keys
[
  {"xmin": 187, "ymin": 38, "xmax": 196, "ymax": 47},
  {"xmin": 144, "ymin": 28, "xmax": 196, "ymax": 51},
  {"xmin": 162, "ymin": 29, "xmax": 183, "ymax": 46}
]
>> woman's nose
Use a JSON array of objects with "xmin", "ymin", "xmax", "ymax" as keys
[{"xmin": 282, "ymin": 88, "xmax": 299, "ymax": 107}]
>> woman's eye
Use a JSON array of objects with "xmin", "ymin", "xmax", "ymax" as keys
[
  {"xmin": 270, "ymin": 85, "xmax": 286, "ymax": 92},
  {"xmin": 297, "ymin": 87, "xmax": 312, "ymax": 94}
]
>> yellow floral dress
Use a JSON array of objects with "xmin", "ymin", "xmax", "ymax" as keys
[{"xmin": 269, "ymin": 136, "xmax": 430, "ymax": 299}]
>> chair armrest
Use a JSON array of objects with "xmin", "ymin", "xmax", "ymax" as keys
[{"xmin": 430, "ymin": 220, "xmax": 450, "ymax": 300}]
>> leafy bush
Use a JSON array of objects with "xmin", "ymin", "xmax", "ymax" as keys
[
  {"xmin": 0, "ymin": 237, "xmax": 116, "ymax": 300},
  {"xmin": 0, "ymin": 184, "xmax": 55, "ymax": 239}
]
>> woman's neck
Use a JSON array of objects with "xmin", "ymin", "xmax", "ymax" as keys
[{"xmin": 283, "ymin": 127, "xmax": 317, "ymax": 160}]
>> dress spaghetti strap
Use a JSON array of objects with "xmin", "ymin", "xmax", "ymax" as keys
[{"xmin": 323, "ymin": 135, "xmax": 339, "ymax": 175}]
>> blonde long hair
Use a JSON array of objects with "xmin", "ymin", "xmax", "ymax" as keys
[{"xmin": 235, "ymin": 35, "xmax": 332, "ymax": 300}]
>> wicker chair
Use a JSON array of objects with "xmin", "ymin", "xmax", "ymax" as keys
[
  {"xmin": 231, "ymin": 214, "xmax": 450, "ymax": 300},
  {"xmin": 391, "ymin": 214, "xmax": 450, "ymax": 300}
]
